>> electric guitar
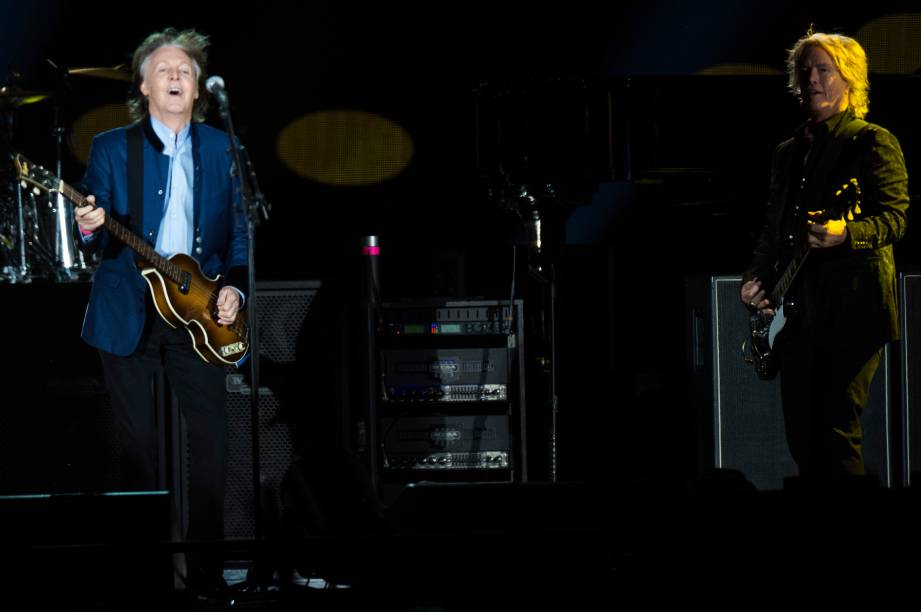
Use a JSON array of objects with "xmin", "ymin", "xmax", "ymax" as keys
[
  {"xmin": 14, "ymin": 153, "xmax": 250, "ymax": 367},
  {"xmin": 747, "ymin": 178, "xmax": 861, "ymax": 380}
]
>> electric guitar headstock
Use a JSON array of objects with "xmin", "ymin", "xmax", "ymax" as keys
[
  {"xmin": 12, "ymin": 153, "xmax": 61, "ymax": 197},
  {"xmin": 811, "ymin": 178, "xmax": 862, "ymax": 224},
  {"xmin": 14, "ymin": 153, "xmax": 92, "ymax": 211}
]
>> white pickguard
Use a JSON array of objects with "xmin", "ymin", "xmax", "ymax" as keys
[{"xmin": 768, "ymin": 302, "xmax": 786, "ymax": 348}]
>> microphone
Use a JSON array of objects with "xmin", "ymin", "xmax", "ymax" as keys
[{"xmin": 205, "ymin": 75, "xmax": 229, "ymax": 107}]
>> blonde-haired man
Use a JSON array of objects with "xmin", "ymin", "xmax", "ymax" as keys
[{"xmin": 741, "ymin": 32, "xmax": 908, "ymax": 480}]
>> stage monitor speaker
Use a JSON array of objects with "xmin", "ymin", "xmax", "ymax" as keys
[
  {"xmin": 171, "ymin": 281, "xmax": 321, "ymax": 540},
  {"xmin": 0, "ymin": 374, "xmax": 120, "ymax": 495},
  {"xmin": 687, "ymin": 275, "xmax": 892, "ymax": 490},
  {"xmin": 900, "ymin": 272, "xmax": 921, "ymax": 486},
  {"xmin": 0, "ymin": 490, "xmax": 172, "ymax": 605},
  {"xmin": 0, "ymin": 283, "xmax": 123, "ymax": 495}
]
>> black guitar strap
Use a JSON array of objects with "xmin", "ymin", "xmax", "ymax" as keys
[{"xmin": 127, "ymin": 121, "xmax": 144, "ymax": 234}]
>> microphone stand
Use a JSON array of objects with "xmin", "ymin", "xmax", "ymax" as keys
[
  {"xmin": 2, "ymin": 73, "xmax": 30, "ymax": 282},
  {"xmin": 212, "ymin": 91, "xmax": 271, "ymax": 580},
  {"xmin": 517, "ymin": 187, "xmax": 559, "ymax": 484},
  {"xmin": 360, "ymin": 236, "xmax": 381, "ymax": 495}
]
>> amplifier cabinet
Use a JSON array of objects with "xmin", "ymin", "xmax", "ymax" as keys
[{"xmin": 686, "ymin": 275, "xmax": 892, "ymax": 490}]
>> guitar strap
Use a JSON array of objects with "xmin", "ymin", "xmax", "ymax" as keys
[{"xmin": 127, "ymin": 121, "xmax": 144, "ymax": 235}]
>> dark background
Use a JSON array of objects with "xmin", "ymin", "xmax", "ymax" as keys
[{"xmin": 3, "ymin": 0, "xmax": 919, "ymax": 488}]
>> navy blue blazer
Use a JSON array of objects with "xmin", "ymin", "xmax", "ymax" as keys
[{"xmin": 81, "ymin": 117, "xmax": 248, "ymax": 356}]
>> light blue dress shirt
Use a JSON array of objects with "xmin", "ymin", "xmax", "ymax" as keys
[{"xmin": 150, "ymin": 116, "xmax": 194, "ymax": 258}]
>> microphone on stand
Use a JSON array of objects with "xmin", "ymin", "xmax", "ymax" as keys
[
  {"xmin": 517, "ymin": 187, "xmax": 544, "ymax": 273},
  {"xmin": 205, "ymin": 75, "xmax": 229, "ymax": 109}
]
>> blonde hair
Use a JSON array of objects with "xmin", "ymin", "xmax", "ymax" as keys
[{"xmin": 786, "ymin": 32, "xmax": 870, "ymax": 119}]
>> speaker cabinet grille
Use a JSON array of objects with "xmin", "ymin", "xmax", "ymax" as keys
[
  {"xmin": 688, "ymin": 275, "xmax": 891, "ymax": 489},
  {"xmin": 223, "ymin": 281, "xmax": 320, "ymax": 539},
  {"xmin": 901, "ymin": 273, "xmax": 921, "ymax": 485}
]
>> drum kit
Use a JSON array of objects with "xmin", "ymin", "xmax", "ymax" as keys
[{"xmin": 1, "ymin": 65, "xmax": 130, "ymax": 283}]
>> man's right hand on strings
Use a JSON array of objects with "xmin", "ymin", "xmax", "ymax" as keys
[{"xmin": 741, "ymin": 277, "xmax": 775, "ymax": 315}]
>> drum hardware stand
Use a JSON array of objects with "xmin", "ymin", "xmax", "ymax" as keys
[
  {"xmin": 50, "ymin": 81, "xmax": 87, "ymax": 281},
  {"xmin": 2, "ymin": 96, "xmax": 29, "ymax": 282}
]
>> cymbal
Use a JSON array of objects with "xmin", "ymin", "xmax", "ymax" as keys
[
  {"xmin": 68, "ymin": 65, "xmax": 132, "ymax": 82},
  {"xmin": 0, "ymin": 86, "xmax": 51, "ymax": 107}
]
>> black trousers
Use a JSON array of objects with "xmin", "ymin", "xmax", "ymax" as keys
[
  {"xmin": 99, "ymin": 313, "xmax": 227, "ymax": 583},
  {"xmin": 779, "ymin": 325, "xmax": 882, "ymax": 478}
]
